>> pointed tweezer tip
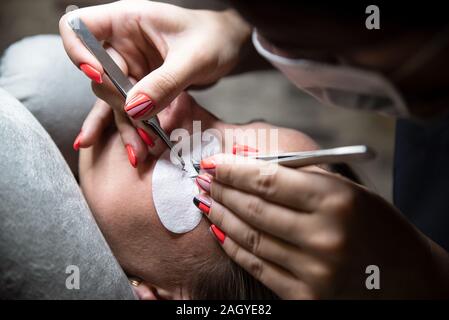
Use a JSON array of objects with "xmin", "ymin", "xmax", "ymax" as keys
[
  {"xmin": 192, "ymin": 163, "xmax": 200, "ymax": 173},
  {"xmin": 175, "ymin": 153, "xmax": 185, "ymax": 169}
]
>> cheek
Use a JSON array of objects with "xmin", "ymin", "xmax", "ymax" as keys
[
  {"xmin": 80, "ymin": 140, "xmax": 164, "ymax": 269},
  {"xmin": 102, "ymin": 173, "xmax": 156, "ymax": 237},
  {"xmin": 86, "ymin": 173, "xmax": 174, "ymax": 278}
]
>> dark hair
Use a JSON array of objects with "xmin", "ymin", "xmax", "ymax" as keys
[{"xmin": 188, "ymin": 247, "xmax": 279, "ymax": 299}]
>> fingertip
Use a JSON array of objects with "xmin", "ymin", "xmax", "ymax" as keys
[
  {"xmin": 125, "ymin": 144, "xmax": 138, "ymax": 168},
  {"xmin": 59, "ymin": 12, "xmax": 73, "ymax": 32},
  {"xmin": 73, "ymin": 130, "xmax": 82, "ymax": 151},
  {"xmin": 80, "ymin": 63, "xmax": 103, "ymax": 84},
  {"xmin": 77, "ymin": 126, "xmax": 96, "ymax": 148},
  {"xmin": 124, "ymin": 63, "xmax": 187, "ymax": 119},
  {"xmin": 59, "ymin": 11, "xmax": 104, "ymax": 81},
  {"xmin": 124, "ymin": 93, "xmax": 155, "ymax": 120},
  {"xmin": 122, "ymin": 133, "xmax": 149, "ymax": 168},
  {"xmin": 201, "ymin": 153, "xmax": 230, "ymax": 165},
  {"xmin": 210, "ymin": 224, "xmax": 226, "ymax": 244},
  {"xmin": 136, "ymin": 127, "xmax": 155, "ymax": 147},
  {"xmin": 72, "ymin": 128, "xmax": 98, "ymax": 150}
]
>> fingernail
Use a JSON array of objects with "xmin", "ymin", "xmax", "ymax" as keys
[
  {"xmin": 124, "ymin": 93, "xmax": 154, "ymax": 119},
  {"xmin": 193, "ymin": 194, "xmax": 211, "ymax": 215},
  {"xmin": 210, "ymin": 224, "xmax": 226, "ymax": 244},
  {"xmin": 200, "ymin": 158, "xmax": 216, "ymax": 176},
  {"xmin": 73, "ymin": 131, "xmax": 82, "ymax": 151},
  {"xmin": 79, "ymin": 63, "xmax": 102, "ymax": 84},
  {"xmin": 137, "ymin": 128, "xmax": 155, "ymax": 147},
  {"xmin": 195, "ymin": 174, "xmax": 211, "ymax": 193},
  {"xmin": 125, "ymin": 144, "xmax": 137, "ymax": 168},
  {"xmin": 232, "ymin": 144, "xmax": 259, "ymax": 155}
]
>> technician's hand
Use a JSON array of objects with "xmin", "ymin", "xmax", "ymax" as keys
[
  {"xmin": 194, "ymin": 154, "xmax": 449, "ymax": 299},
  {"xmin": 70, "ymin": 45, "xmax": 160, "ymax": 168},
  {"xmin": 60, "ymin": 0, "xmax": 250, "ymax": 162}
]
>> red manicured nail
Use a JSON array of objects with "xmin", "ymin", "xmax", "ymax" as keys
[
  {"xmin": 196, "ymin": 175, "xmax": 211, "ymax": 193},
  {"xmin": 79, "ymin": 63, "xmax": 102, "ymax": 84},
  {"xmin": 200, "ymin": 158, "xmax": 216, "ymax": 169},
  {"xmin": 124, "ymin": 93, "xmax": 154, "ymax": 119},
  {"xmin": 210, "ymin": 224, "xmax": 226, "ymax": 244},
  {"xmin": 232, "ymin": 144, "xmax": 259, "ymax": 155},
  {"xmin": 137, "ymin": 128, "xmax": 155, "ymax": 147},
  {"xmin": 125, "ymin": 144, "xmax": 137, "ymax": 168},
  {"xmin": 200, "ymin": 158, "xmax": 216, "ymax": 176},
  {"xmin": 193, "ymin": 194, "xmax": 211, "ymax": 215},
  {"xmin": 73, "ymin": 131, "xmax": 82, "ymax": 151}
]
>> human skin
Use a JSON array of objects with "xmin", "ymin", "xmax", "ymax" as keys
[
  {"xmin": 63, "ymin": 1, "xmax": 449, "ymax": 299},
  {"xmin": 59, "ymin": 0, "xmax": 252, "ymax": 164},
  {"xmin": 78, "ymin": 92, "xmax": 318, "ymax": 298}
]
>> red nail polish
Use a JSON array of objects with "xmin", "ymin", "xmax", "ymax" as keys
[
  {"xmin": 210, "ymin": 224, "xmax": 226, "ymax": 244},
  {"xmin": 200, "ymin": 159, "xmax": 216, "ymax": 176},
  {"xmin": 196, "ymin": 175, "xmax": 211, "ymax": 193},
  {"xmin": 125, "ymin": 144, "xmax": 137, "ymax": 168},
  {"xmin": 73, "ymin": 131, "xmax": 82, "ymax": 151},
  {"xmin": 137, "ymin": 128, "xmax": 155, "ymax": 147},
  {"xmin": 193, "ymin": 194, "xmax": 211, "ymax": 214},
  {"xmin": 79, "ymin": 63, "xmax": 102, "ymax": 84},
  {"xmin": 124, "ymin": 93, "xmax": 154, "ymax": 119},
  {"xmin": 200, "ymin": 158, "xmax": 216, "ymax": 169},
  {"xmin": 232, "ymin": 144, "xmax": 259, "ymax": 155}
]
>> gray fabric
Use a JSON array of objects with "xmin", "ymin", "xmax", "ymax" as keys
[
  {"xmin": 0, "ymin": 36, "xmax": 135, "ymax": 299},
  {"xmin": 0, "ymin": 35, "xmax": 95, "ymax": 173}
]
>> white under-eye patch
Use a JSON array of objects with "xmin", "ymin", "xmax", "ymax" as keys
[{"xmin": 152, "ymin": 133, "xmax": 220, "ymax": 233}]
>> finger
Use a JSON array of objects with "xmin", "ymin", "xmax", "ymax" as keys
[
  {"xmin": 206, "ymin": 180, "xmax": 314, "ymax": 247},
  {"xmin": 112, "ymin": 109, "xmax": 148, "ymax": 168},
  {"xmin": 200, "ymin": 193, "xmax": 316, "ymax": 279},
  {"xmin": 123, "ymin": 53, "xmax": 198, "ymax": 120},
  {"xmin": 211, "ymin": 228, "xmax": 312, "ymax": 299},
  {"xmin": 133, "ymin": 119, "xmax": 160, "ymax": 154},
  {"xmin": 78, "ymin": 99, "xmax": 113, "ymax": 148},
  {"xmin": 201, "ymin": 153, "xmax": 327, "ymax": 212},
  {"xmin": 92, "ymin": 77, "xmax": 125, "ymax": 109},
  {"xmin": 91, "ymin": 46, "xmax": 130, "ymax": 109},
  {"xmin": 91, "ymin": 83, "xmax": 158, "ymax": 160},
  {"xmin": 59, "ymin": 7, "xmax": 113, "ymax": 82},
  {"xmin": 90, "ymin": 47, "xmax": 159, "ymax": 159}
]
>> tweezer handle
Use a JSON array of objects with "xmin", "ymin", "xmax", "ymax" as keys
[
  {"xmin": 144, "ymin": 118, "xmax": 175, "ymax": 150},
  {"xmin": 254, "ymin": 145, "xmax": 375, "ymax": 168},
  {"xmin": 69, "ymin": 16, "xmax": 185, "ymax": 168}
]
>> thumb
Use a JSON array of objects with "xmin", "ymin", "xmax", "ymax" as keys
[{"xmin": 123, "ymin": 56, "xmax": 195, "ymax": 120}]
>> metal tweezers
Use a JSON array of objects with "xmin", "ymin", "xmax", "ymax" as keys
[
  {"xmin": 192, "ymin": 145, "xmax": 375, "ymax": 173},
  {"xmin": 68, "ymin": 16, "xmax": 185, "ymax": 169}
]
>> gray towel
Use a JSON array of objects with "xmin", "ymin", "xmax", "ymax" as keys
[
  {"xmin": 0, "ymin": 35, "xmax": 95, "ymax": 173},
  {"xmin": 0, "ymin": 35, "xmax": 135, "ymax": 299}
]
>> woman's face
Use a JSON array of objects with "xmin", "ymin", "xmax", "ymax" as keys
[
  {"xmin": 79, "ymin": 94, "xmax": 222, "ymax": 292},
  {"xmin": 80, "ymin": 127, "xmax": 222, "ymax": 291},
  {"xmin": 79, "ymin": 93, "xmax": 318, "ymax": 295}
]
